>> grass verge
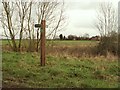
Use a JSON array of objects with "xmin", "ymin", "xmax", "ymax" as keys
[{"xmin": 2, "ymin": 51, "xmax": 119, "ymax": 88}]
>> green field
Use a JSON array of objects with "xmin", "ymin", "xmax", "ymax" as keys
[{"xmin": 2, "ymin": 40, "xmax": 119, "ymax": 88}]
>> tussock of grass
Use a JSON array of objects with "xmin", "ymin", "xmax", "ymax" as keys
[{"xmin": 2, "ymin": 51, "xmax": 119, "ymax": 88}]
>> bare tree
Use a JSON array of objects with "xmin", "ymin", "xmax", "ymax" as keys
[
  {"xmin": 16, "ymin": 1, "xmax": 32, "ymax": 51},
  {"xmin": 35, "ymin": 1, "xmax": 66, "ymax": 51},
  {"xmin": 95, "ymin": 2, "xmax": 117, "ymax": 38},
  {"xmin": 1, "ymin": 1, "xmax": 66, "ymax": 52},
  {"xmin": 95, "ymin": 2, "xmax": 118, "ymax": 56},
  {"xmin": 26, "ymin": 2, "xmax": 33, "ymax": 52},
  {"xmin": 1, "ymin": 2, "xmax": 18, "ymax": 51}
]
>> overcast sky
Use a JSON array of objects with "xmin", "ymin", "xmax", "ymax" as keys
[
  {"xmin": 56, "ymin": 0, "xmax": 119, "ymax": 37},
  {"xmin": 0, "ymin": 0, "xmax": 119, "ymax": 39}
]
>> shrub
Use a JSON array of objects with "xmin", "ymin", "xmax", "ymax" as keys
[{"xmin": 96, "ymin": 34, "xmax": 118, "ymax": 56}]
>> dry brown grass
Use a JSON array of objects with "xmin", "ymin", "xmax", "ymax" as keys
[
  {"xmin": 46, "ymin": 45, "xmax": 118, "ymax": 60},
  {"xmin": 2, "ymin": 40, "xmax": 118, "ymax": 60}
]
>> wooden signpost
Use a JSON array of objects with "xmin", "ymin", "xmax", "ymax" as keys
[{"xmin": 35, "ymin": 20, "xmax": 46, "ymax": 66}]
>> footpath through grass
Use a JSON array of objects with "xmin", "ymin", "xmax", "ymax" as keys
[{"xmin": 2, "ymin": 51, "xmax": 119, "ymax": 88}]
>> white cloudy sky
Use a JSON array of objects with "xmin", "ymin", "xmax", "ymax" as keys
[
  {"xmin": 56, "ymin": 0, "xmax": 119, "ymax": 37},
  {"xmin": 0, "ymin": 0, "xmax": 119, "ymax": 38}
]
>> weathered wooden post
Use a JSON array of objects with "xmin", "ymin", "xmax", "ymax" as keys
[
  {"xmin": 35, "ymin": 20, "xmax": 46, "ymax": 66},
  {"xmin": 40, "ymin": 20, "xmax": 46, "ymax": 66}
]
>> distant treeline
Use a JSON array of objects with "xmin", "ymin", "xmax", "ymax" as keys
[{"xmin": 56, "ymin": 34, "xmax": 100, "ymax": 41}]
